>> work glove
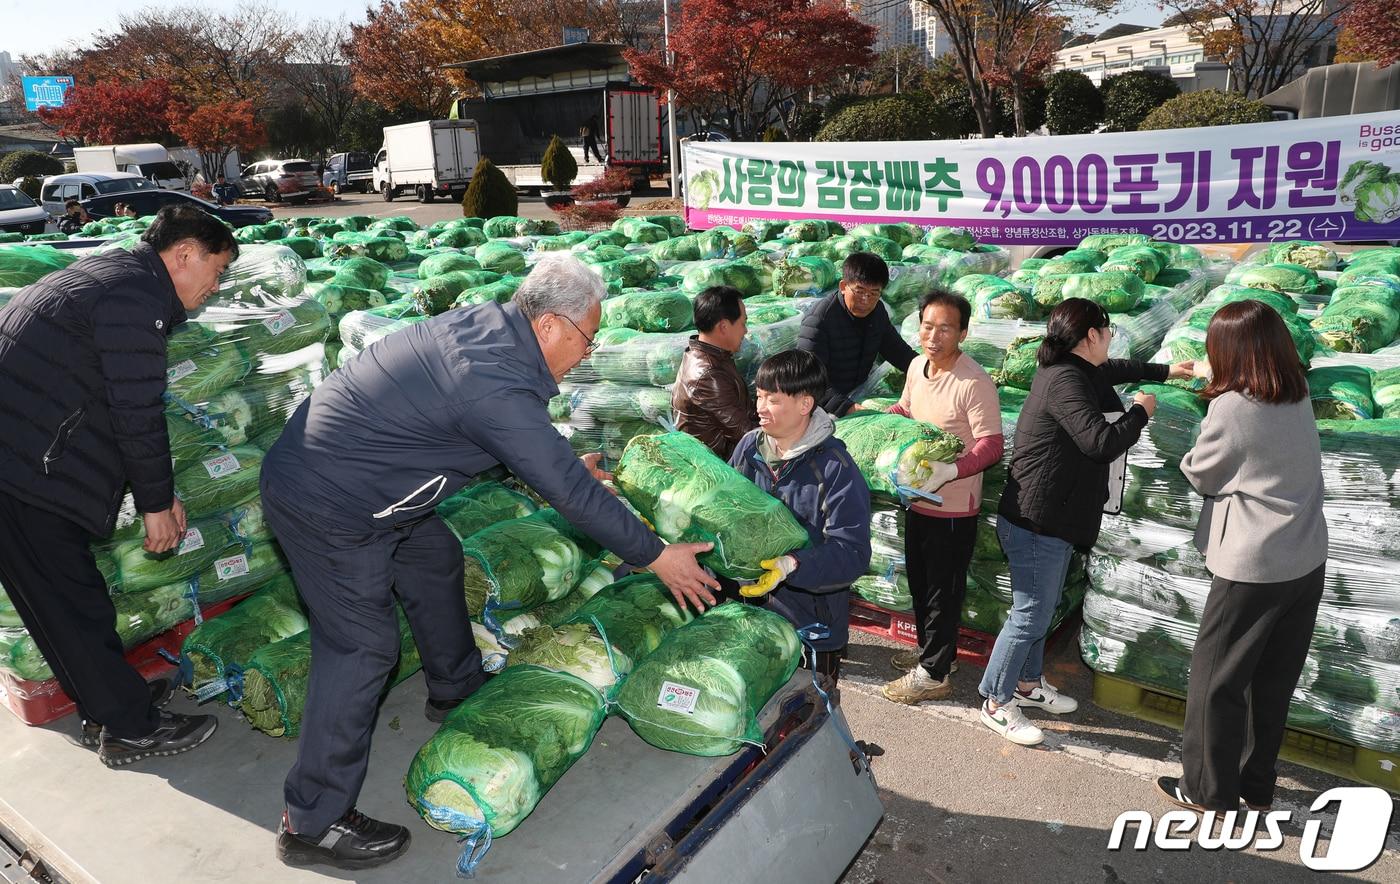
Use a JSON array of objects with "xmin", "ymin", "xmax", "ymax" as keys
[
  {"xmin": 921, "ymin": 460, "xmax": 959, "ymax": 492},
  {"xmin": 740, "ymin": 555, "xmax": 797, "ymax": 598}
]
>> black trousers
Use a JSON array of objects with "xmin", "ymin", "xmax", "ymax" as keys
[
  {"xmin": 262, "ymin": 486, "xmax": 487, "ymax": 836},
  {"xmin": 0, "ymin": 490, "xmax": 158, "ymax": 738},
  {"xmin": 1182, "ymin": 562, "xmax": 1325, "ymax": 811},
  {"xmin": 905, "ymin": 512, "xmax": 979, "ymax": 680},
  {"xmin": 798, "ymin": 647, "xmax": 844, "ymax": 685},
  {"xmin": 583, "ymin": 137, "xmax": 604, "ymax": 163}
]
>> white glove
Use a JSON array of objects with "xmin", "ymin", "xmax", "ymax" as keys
[
  {"xmin": 923, "ymin": 460, "xmax": 959, "ymax": 492},
  {"xmin": 1193, "ymin": 359, "xmax": 1213, "ymax": 381}
]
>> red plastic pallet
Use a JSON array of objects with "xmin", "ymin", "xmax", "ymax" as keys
[
  {"xmin": 0, "ymin": 595, "xmax": 246, "ymax": 727},
  {"xmin": 849, "ymin": 598, "xmax": 1079, "ymax": 669}
]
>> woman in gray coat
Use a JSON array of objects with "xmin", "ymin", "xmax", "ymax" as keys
[{"xmin": 1158, "ymin": 299, "xmax": 1328, "ymax": 813}]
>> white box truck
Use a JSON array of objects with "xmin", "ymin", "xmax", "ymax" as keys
[
  {"xmin": 373, "ymin": 119, "xmax": 481, "ymax": 203},
  {"xmin": 71, "ymin": 143, "xmax": 188, "ymax": 191}
]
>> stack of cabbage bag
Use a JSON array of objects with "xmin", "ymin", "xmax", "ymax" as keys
[
  {"xmin": 1, "ymin": 245, "xmax": 330, "ymax": 695},
  {"xmin": 1083, "ymin": 250, "xmax": 1400, "ymax": 754}
]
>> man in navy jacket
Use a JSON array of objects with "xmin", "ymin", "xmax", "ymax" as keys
[
  {"xmin": 728, "ymin": 350, "xmax": 872, "ymax": 683},
  {"xmin": 0, "ymin": 205, "xmax": 236, "ymax": 765},
  {"xmin": 263, "ymin": 253, "xmax": 718, "ymax": 870}
]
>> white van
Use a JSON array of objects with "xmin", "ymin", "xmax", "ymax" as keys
[
  {"xmin": 38, "ymin": 172, "xmax": 157, "ymax": 218},
  {"xmin": 71, "ymin": 143, "xmax": 188, "ymax": 191}
]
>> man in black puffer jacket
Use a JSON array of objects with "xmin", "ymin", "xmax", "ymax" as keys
[
  {"xmin": 796, "ymin": 252, "xmax": 916, "ymax": 416},
  {"xmin": 0, "ymin": 205, "xmax": 236, "ymax": 766}
]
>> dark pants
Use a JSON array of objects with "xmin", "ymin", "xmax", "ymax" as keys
[
  {"xmin": 1182, "ymin": 562, "xmax": 1325, "ymax": 811},
  {"xmin": 799, "ymin": 647, "xmax": 844, "ymax": 685},
  {"xmin": 583, "ymin": 137, "xmax": 604, "ymax": 163},
  {"xmin": 262, "ymin": 486, "xmax": 487, "ymax": 836},
  {"xmin": 905, "ymin": 512, "xmax": 978, "ymax": 680},
  {"xmin": 0, "ymin": 491, "xmax": 158, "ymax": 738}
]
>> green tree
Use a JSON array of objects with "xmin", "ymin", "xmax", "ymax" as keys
[
  {"xmin": 540, "ymin": 135, "xmax": 578, "ymax": 191},
  {"xmin": 1043, "ymin": 70, "xmax": 1103, "ymax": 135},
  {"xmin": 462, "ymin": 158, "xmax": 518, "ymax": 218},
  {"xmin": 0, "ymin": 150, "xmax": 64, "ymax": 182},
  {"xmin": 1139, "ymin": 90, "xmax": 1273, "ymax": 130},
  {"xmin": 1100, "ymin": 70, "xmax": 1181, "ymax": 132}
]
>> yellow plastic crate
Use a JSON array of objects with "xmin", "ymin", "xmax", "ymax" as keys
[{"xmin": 1092, "ymin": 671, "xmax": 1400, "ymax": 794}]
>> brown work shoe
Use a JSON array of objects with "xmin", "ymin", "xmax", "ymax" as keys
[{"xmin": 882, "ymin": 667, "xmax": 953, "ymax": 704}]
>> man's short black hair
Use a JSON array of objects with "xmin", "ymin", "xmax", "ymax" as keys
[
  {"xmin": 918, "ymin": 290, "xmax": 972, "ymax": 331},
  {"xmin": 216, "ymin": 173, "xmax": 226, "ymax": 180},
  {"xmin": 842, "ymin": 251, "xmax": 889, "ymax": 288},
  {"xmin": 64, "ymin": 198, "xmax": 81, "ymax": 210},
  {"xmin": 754, "ymin": 349, "xmax": 827, "ymax": 402},
  {"xmin": 142, "ymin": 204, "xmax": 239, "ymax": 258},
  {"xmin": 692, "ymin": 285, "xmax": 744, "ymax": 333}
]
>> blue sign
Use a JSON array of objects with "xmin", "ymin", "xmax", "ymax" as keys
[
  {"xmin": 22, "ymin": 76, "xmax": 74, "ymax": 112},
  {"xmin": 562, "ymin": 27, "xmax": 590, "ymax": 45}
]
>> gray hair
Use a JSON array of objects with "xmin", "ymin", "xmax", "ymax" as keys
[{"xmin": 512, "ymin": 252, "xmax": 608, "ymax": 322}]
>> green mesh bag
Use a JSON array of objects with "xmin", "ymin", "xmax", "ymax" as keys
[
  {"xmin": 600, "ymin": 289, "xmax": 693, "ymax": 333},
  {"xmin": 474, "ymin": 241, "xmax": 527, "ymax": 275},
  {"xmin": 437, "ymin": 482, "xmax": 538, "ymax": 541},
  {"xmin": 192, "ymin": 537, "xmax": 290, "ymax": 606},
  {"xmin": 1309, "ymin": 365, "xmax": 1376, "ymax": 420},
  {"xmin": 924, "ymin": 226, "xmax": 976, "ymax": 251},
  {"xmin": 504, "ymin": 623, "xmax": 629, "ymax": 695},
  {"xmin": 1373, "ymin": 366, "xmax": 1400, "ymax": 417},
  {"xmin": 854, "ymin": 574, "xmax": 913, "ymax": 612},
  {"xmin": 614, "ymin": 432, "xmax": 810, "ymax": 580},
  {"xmin": 181, "ymin": 574, "xmax": 307, "ymax": 687},
  {"xmin": 771, "ymin": 256, "xmax": 839, "ymax": 296},
  {"xmin": 1312, "ymin": 299, "xmax": 1400, "ymax": 353},
  {"xmin": 566, "ymin": 574, "xmax": 693, "ymax": 663},
  {"xmin": 461, "ymin": 511, "xmax": 588, "ymax": 625},
  {"xmin": 1079, "ymin": 233, "xmax": 1152, "ymax": 252},
  {"xmin": 594, "ymin": 256, "xmax": 660, "ymax": 288},
  {"xmin": 1100, "ymin": 245, "xmax": 1167, "ymax": 283},
  {"xmin": 612, "ymin": 602, "xmax": 801, "ymax": 756},
  {"xmin": 994, "ymin": 335, "xmax": 1044, "ymax": 390},
  {"xmin": 615, "ymin": 218, "xmax": 672, "ymax": 244},
  {"xmin": 1033, "ymin": 271, "xmax": 1145, "ymax": 312},
  {"xmin": 454, "ymin": 277, "xmax": 523, "ymax": 308},
  {"xmin": 1226, "ymin": 262, "xmax": 1322, "ymax": 295},
  {"xmin": 1261, "ymin": 240, "xmax": 1338, "ymax": 271},
  {"xmin": 681, "ymin": 260, "xmax": 763, "ymax": 297},
  {"xmin": 112, "ymin": 518, "xmax": 240, "ymax": 593},
  {"xmin": 240, "ymin": 606, "xmax": 422, "ymax": 737},
  {"xmin": 832, "ymin": 412, "xmax": 965, "ymax": 500},
  {"xmin": 416, "ymin": 252, "xmax": 486, "ymax": 279},
  {"xmin": 650, "ymin": 235, "xmax": 702, "ymax": 262},
  {"xmin": 405, "ymin": 665, "xmax": 606, "ymax": 849}
]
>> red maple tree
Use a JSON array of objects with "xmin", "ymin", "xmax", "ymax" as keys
[
  {"xmin": 38, "ymin": 78, "xmax": 184, "ymax": 144},
  {"xmin": 1338, "ymin": 0, "xmax": 1400, "ymax": 68},
  {"xmin": 169, "ymin": 100, "xmax": 267, "ymax": 183},
  {"xmin": 624, "ymin": 0, "xmax": 876, "ymax": 140}
]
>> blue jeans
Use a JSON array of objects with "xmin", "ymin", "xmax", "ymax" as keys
[{"xmin": 978, "ymin": 516, "xmax": 1075, "ymax": 704}]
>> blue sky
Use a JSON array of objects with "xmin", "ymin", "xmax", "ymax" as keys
[{"xmin": 1, "ymin": 0, "xmax": 1169, "ymax": 57}]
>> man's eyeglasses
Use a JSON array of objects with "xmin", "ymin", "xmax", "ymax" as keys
[{"xmin": 558, "ymin": 314, "xmax": 597, "ymax": 354}]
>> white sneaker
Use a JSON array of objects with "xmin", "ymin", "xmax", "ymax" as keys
[
  {"xmin": 980, "ymin": 699, "xmax": 1044, "ymax": 746},
  {"xmin": 1015, "ymin": 678, "xmax": 1079, "ymax": 715}
]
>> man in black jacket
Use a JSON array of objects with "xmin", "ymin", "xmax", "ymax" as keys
[
  {"xmin": 0, "ymin": 204, "xmax": 236, "ymax": 766},
  {"xmin": 796, "ymin": 252, "xmax": 916, "ymax": 416}
]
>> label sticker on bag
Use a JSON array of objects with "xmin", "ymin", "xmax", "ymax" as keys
[
  {"xmin": 178, "ymin": 527, "xmax": 204, "ymax": 555},
  {"xmin": 167, "ymin": 360, "xmax": 198, "ymax": 383},
  {"xmin": 202, "ymin": 452, "xmax": 242, "ymax": 478},
  {"xmin": 215, "ymin": 554, "xmax": 250, "ymax": 581},
  {"xmin": 656, "ymin": 681, "xmax": 700, "ymax": 715},
  {"xmin": 261, "ymin": 310, "xmax": 297, "ymax": 336}
]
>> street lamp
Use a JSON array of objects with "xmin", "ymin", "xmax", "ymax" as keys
[{"xmin": 1149, "ymin": 39, "xmax": 1167, "ymax": 66}]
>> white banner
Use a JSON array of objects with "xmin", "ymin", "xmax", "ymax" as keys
[{"xmin": 683, "ymin": 112, "xmax": 1400, "ymax": 244}]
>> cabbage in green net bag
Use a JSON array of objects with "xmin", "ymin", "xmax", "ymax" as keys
[
  {"xmin": 1226, "ymin": 262, "xmax": 1322, "ymax": 295},
  {"xmin": 772, "ymin": 256, "xmax": 839, "ymax": 296},
  {"xmin": 613, "ymin": 602, "xmax": 801, "ymax": 756},
  {"xmin": 404, "ymin": 665, "xmax": 606, "ymax": 861},
  {"xmin": 1261, "ymin": 240, "xmax": 1338, "ymax": 271},
  {"xmin": 615, "ymin": 432, "xmax": 810, "ymax": 580},
  {"xmin": 504, "ymin": 622, "xmax": 629, "ymax": 694},
  {"xmin": 1311, "ymin": 298, "xmax": 1400, "ymax": 353},
  {"xmin": 475, "ymin": 241, "xmax": 527, "ymax": 275},
  {"xmin": 994, "ymin": 335, "xmax": 1043, "ymax": 390},
  {"xmin": 1373, "ymin": 366, "xmax": 1400, "ymax": 417},
  {"xmin": 1308, "ymin": 365, "xmax": 1376, "ymax": 420},
  {"xmin": 600, "ymin": 288, "xmax": 693, "ymax": 333},
  {"xmin": 182, "ymin": 574, "xmax": 307, "ymax": 688},
  {"xmin": 112, "ymin": 517, "xmax": 240, "ymax": 593},
  {"xmin": 832, "ymin": 412, "xmax": 964, "ymax": 500},
  {"xmin": 681, "ymin": 260, "xmax": 763, "ymax": 297},
  {"xmin": 462, "ymin": 510, "xmax": 588, "ymax": 627},
  {"xmin": 1033, "ymin": 271, "xmax": 1145, "ymax": 312},
  {"xmin": 566, "ymin": 573, "xmax": 693, "ymax": 661},
  {"xmin": 174, "ymin": 445, "xmax": 265, "ymax": 516},
  {"xmin": 437, "ymin": 481, "xmax": 538, "ymax": 541}
]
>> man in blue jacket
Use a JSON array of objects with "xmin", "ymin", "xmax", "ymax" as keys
[
  {"xmin": 0, "ymin": 205, "xmax": 235, "ymax": 765},
  {"xmin": 263, "ymin": 253, "xmax": 719, "ymax": 871},
  {"xmin": 728, "ymin": 350, "xmax": 872, "ymax": 683}
]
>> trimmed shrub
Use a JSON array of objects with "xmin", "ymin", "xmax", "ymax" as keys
[
  {"xmin": 461, "ymin": 158, "xmax": 518, "ymax": 219},
  {"xmin": 17, "ymin": 176, "xmax": 41, "ymax": 198},
  {"xmin": 1044, "ymin": 70, "xmax": 1104, "ymax": 135},
  {"xmin": 1139, "ymin": 89, "xmax": 1274, "ymax": 130},
  {"xmin": 816, "ymin": 93, "xmax": 967, "ymax": 142},
  {"xmin": 0, "ymin": 149, "xmax": 63, "ymax": 182},
  {"xmin": 541, "ymin": 134, "xmax": 578, "ymax": 190},
  {"xmin": 1100, "ymin": 70, "xmax": 1181, "ymax": 132}
]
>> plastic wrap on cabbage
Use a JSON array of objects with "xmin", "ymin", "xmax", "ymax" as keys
[
  {"xmin": 994, "ymin": 336, "xmax": 1043, "ymax": 390},
  {"xmin": 771, "ymin": 256, "xmax": 839, "ymax": 296},
  {"xmin": 680, "ymin": 259, "xmax": 763, "ymax": 297},
  {"xmin": 615, "ymin": 432, "xmax": 809, "ymax": 580},
  {"xmin": 1225, "ymin": 262, "xmax": 1322, "ymax": 295},
  {"xmin": 613, "ymin": 602, "xmax": 801, "ymax": 755},
  {"xmin": 600, "ymin": 288, "xmax": 692, "ymax": 333},
  {"xmin": 1259, "ymin": 240, "xmax": 1339, "ymax": 271},
  {"xmin": 833, "ymin": 412, "xmax": 964, "ymax": 500},
  {"xmin": 1308, "ymin": 365, "xmax": 1376, "ymax": 420},
  {"xmin": 1033, "ymin": 271, "xmax": 1145, "ymax": 313}
]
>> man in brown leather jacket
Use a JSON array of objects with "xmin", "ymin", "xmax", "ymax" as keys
[{"xmin": 672, "ymin": 285, "xmax": 756, "ymax": 459}]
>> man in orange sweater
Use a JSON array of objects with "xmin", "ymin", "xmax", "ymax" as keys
[{"xmin": 882, "ymin": 291, "xmax": 1004, "ymax": 703}]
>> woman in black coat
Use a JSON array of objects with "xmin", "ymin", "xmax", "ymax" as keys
[{"xmin": 978, "ymin": 298, "xmax": 1191, "ymax": 746}]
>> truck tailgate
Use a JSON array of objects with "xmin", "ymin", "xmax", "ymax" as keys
[{"xmin": 0, "ymin": 670, "xmax": 878, "ymax": 883}]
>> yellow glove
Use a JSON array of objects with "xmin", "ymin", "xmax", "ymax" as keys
[
  {"xmin": 637, "ymin": 514, "xmax": 655, "ymax": 532},
  {"xmin": 740, "ymin": 556, "xmax": 797, "ymax": 598}
]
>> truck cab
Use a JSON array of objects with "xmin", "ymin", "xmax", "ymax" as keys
[{"xmin": 71, "ymin": 143, "xmax": 188, "ymax": 192}]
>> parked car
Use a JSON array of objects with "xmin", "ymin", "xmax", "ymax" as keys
[
  {"xmin": 37, "ymin": 172, "xmax": 157, "ymax": 218},
  {"xmin": 80, "ymin": 189, "xmax": 273, "ymax": 228},
  {"xmin": 326, "ymin": 151, "xmax": 374, "ymax": 193},
  {"xmin": 238, "ymin": 159, "xmax": 320, "ymax": 203},
  {"xmin": 0, "ymin": 185, "xmax": 49, "ymax": 235}
]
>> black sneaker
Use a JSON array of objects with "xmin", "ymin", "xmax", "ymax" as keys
[
  {"xmin": 276, "ymin": 808, "xmax": 410, "ymax": 870},
  {"xmin": 1156, "ymin": 775, "xmax": 1207, "ymax": 812},
  {"xmin": 79, "ymin": 678, "xmax": 177, "ymax": 748},
  {"xmin": 425, "ymin": 696, "xmax": 463, "ymax": 724},
  {"xmin": 98, "ymin": 711, "xmax": 217, "ymax": 767}
]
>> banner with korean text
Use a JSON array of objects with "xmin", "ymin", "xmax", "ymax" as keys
[{"xmin": 682, "ymin": 113, "xmax": 1400, "ymax": 245}]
